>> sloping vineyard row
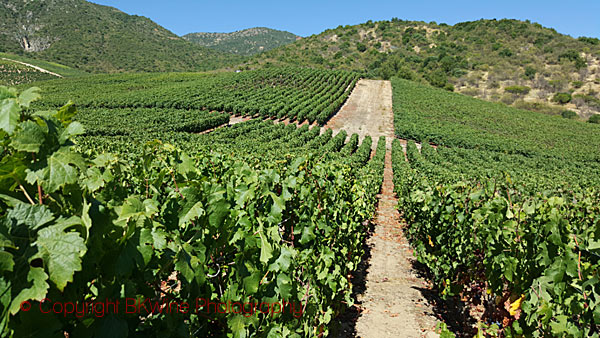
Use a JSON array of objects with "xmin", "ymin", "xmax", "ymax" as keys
[
  {"xmin": 391, "ymin": 77, "xmax": 600, "ymax": 337},
  {"xmin": 392, "ymin": 78, "xmax": 600, "ymax": 162},
  {"xmin": 30, "ymin": 67, "xmax": 360, "ymax": 125}
]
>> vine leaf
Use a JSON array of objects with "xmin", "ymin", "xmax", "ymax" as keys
[
  {"xmin": 55, "ymin": 101, "xmax": 77, "ymax": 125},
  {"xmin": 6, "ymin": 202, "xmax": 54, "ymax": 230},
  {"xmin": 9, "ymin": 267, "xmax": 49, "ymax": 315},
  {"xmin": 34, "ymin": 216, "xmax": 86, "ymax": 291},
  {"xmin": 17, "ymin": 87, "xmax": 41, "ymax": 108},
  {"xmin": 228, "ymin": 315, "xmax": 247, "ymax": 338},
  {"xmin": 10, "ymin": 121, "xmax": 45, "ymax": 153},
  {"xmin": 269, "ymin": 246, "xmax": 294, "ymax": 272},
  {"xmin": 0, "ymin": 252, "xmax": 14, "ymax": 272},
  {"xmin": 0, "ymin": 99, "xmax": 19, "ymax": 135},
  {"xmin": 26, "ymin": 147, "xmax": 86, "ymax": 193},
  {"xmin": 259, "ymin": 231, "xmax": 273, "ymax": 264},
  {"xmin": 179, "ymin": 201, "xmax": 204, "ymax": 227},
  {"xmin": 243, "ymin": 271, "xmax": 261, "ymax": 294},
  {"xmin": 208, "ymin": 199, "xmax": 229, "ymax": 228},
  {"xmin": 58, "ymin": 121, "xmax": 85, "ymax": 144},
  {"xmin": 276, "ymin": 273, "xmax": 292, "ymax": 298}
]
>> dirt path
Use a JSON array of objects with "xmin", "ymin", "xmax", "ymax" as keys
[
  {"xmin": 1, "ymin": 57, "xmax": 63, "ymax": 78},
  {"xmin": 324, "ymin": 79, "xmax": 394, "ymax": 147},
  {"xmin": 354, "ymin": 148, "xmax": 439, "ymax": 338},
  {"xmin": 331, "ymin": 79, "xmax": 439, "ymax": 338}
]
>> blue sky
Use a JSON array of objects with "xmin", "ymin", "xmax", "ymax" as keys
[{"xmin": 90, "ymin": 0, "xmax": 600, "ymax": 38}]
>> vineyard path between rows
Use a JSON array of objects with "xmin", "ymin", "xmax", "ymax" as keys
[{"xmin": 327, "ymin": 79, "xmax": 440, "ymax": 338}]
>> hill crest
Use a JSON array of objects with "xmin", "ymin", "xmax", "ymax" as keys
[
  {"xmin": 246, "ymin": 18, "xmax": 600, "ymax": 118},
  {"xmin": 183, "ymin": 27, "xmax": 298, "ymax": 56}
]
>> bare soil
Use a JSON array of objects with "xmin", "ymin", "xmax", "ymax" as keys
[{"xmin": 324, "ymin": 80, "xmax": 394, "ymax": 149}]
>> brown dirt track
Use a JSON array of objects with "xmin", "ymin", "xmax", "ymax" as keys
[{"xmin": 331, "ymin": 79, "xmax": 439, "ymax": 338}]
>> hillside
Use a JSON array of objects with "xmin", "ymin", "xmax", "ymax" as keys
[
  {"xmin": 246, "ymin": 18, "xmax": 600, "ymax": 119},
  {"xmin": 183, "ymin": 27, "xmax": 299, "ymax": 56},
  {"xmin": 0, "ymin": 0, "xmax": 242, "ymax": 73}
]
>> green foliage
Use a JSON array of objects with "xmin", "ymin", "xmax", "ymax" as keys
[
  {"xmin": 391, "ymin": 76, "xmax": 600, "ymax": 337},
  {"xmin": 552, "ymin": 92, "xmax": 572, "ymax": 104},
  {"xmin": 443, "ymin": 83, "xmax": 454, "ymax": 92},
  {"xmin": 29, "ymin": 67, "xmax": 359, "ymax": 126},
  {"xmin": 523, "ymin": 66, "xmax": 536, "ymax": 80},
  {"xmin": 0, "ymin": 0, "xmax": 241, "ymax": 73},
  {"xmin": 0, "ymin": 86, "xmax": 385, "ymax": 337},
  {"xmin": 356, "ymin": 42, "xmax": 367, "ymax": 52},
  {"xmin": 78, "ymin": 108, "xmax": 230, "ymax": 136},
  {"xmin": 504, "ymin": 85, "xmax": 530, "ymax": 95},
  {"xmin": 589, "ymin": 114, "xmax": 600, "ymax": 124},
  {"xmin": 498, "ymin": 48, "xmax": 513, "ymax": 57},
  {"xmin": 247, "ymin": 18, "xmax": 600, "ymax": 115},
  {"xmin": 0, "ymin": 52, "xmax": 87, "ymax": 78},
  {"xmin": 391, "ymin": 78, "xmax": 600, "ymax": 161},
  {"xmin": 426, "ymin": 70, "xmax": 449, "ymax": 89},
  {"xmin": 561, "ymin": 110, "xmax": 577, "ymax": 119},
  {"xmin": 578, "ymin": 36, "xmax": 600, "ymax": 45},
  {"xmin": 558, "ymin": 50, "xmax": 586, "ymax": 69},
  {"xmin": 183, "ymin": 28, "xmax": 298, "ymax": 56}
]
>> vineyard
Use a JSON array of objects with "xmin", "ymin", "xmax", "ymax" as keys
[
  {"xmin": 2, "ymin": 64, "xmax": 600, "ymax": 338},
  {"xmin": 31, "ymin": 67, "xmax": 359, "ymax": 126},
  {"xmin": 0, "ymin": 78, "xmax": 391, "ymax": 337},
  {"xmin": 391, "ymin": 78, "xmax": 600, "ymax": 336},
  {"xmin": 0, "ymin": 59, "xmax": 58, "ymax": 86}
]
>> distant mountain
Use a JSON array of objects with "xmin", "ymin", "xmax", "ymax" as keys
[
  {"xmin": 183, "ymin": 27, "xmax": 299, "ymax": 56},
  {"xmin": 0, "ymin": 0, "xmax": 241, "ymax": 73},
  {"xmin": 247, "ymin": 19, "xmax": 600, "ymax": 118}
]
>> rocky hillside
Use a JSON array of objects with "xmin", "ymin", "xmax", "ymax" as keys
[
  {"xmin": 0, "ymin": 0, "xmax": 241, "ymax": 73},
  {"xmin": 183, "ymin": 27, "xmax": 299, "ymax": 56},
  {"xmin": 247, "ymin": 19, "xmax": 600, "ymax": 119}
]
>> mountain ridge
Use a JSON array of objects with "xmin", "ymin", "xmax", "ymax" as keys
[{"xmin": 183, "ymin": 27, "xmax": 299, "ymax": 56}]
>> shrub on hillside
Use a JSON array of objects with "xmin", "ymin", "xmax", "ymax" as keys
[
  {"xmin": 578, "ymin": 36, "xmax": 600, "ymax": 45},
  {"xmin": 589, "ymin": 114, "xmax": 600, "ymax": 124},
  {"xmin": 397, "ymin": 67, "xmax": 414, "ymax": 80},
  {"xmin": 426, "ymin": 70, "xmax": 449, "ymax": 89},
  {"xmin": 505, "ymin": 85, "xmax": 531, "ymax": 95},
  {"xmin": 444, "ymin": 83, "xmax": 455, "ymax": 92},
  {"xmin": 524, "ymin": 66, "xmax": 536, "ymax": 80},
  {"xmin": 356, "ymin": 42, "xmax": 367, "ymax": 52},
  {"xmin": 558, "ymin": 50, "xmax": 586, "ymax": 69},
  {"xmin": 571, "ymin": 81, "xmax": 584, "ymax": 89},
  {"xmin": 553, "ymin": 92, "xmax": 572, "ymax": 104},
  {"xmin": 499, "ymin": 48, "xmax": 513, "ymax": 57}
]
